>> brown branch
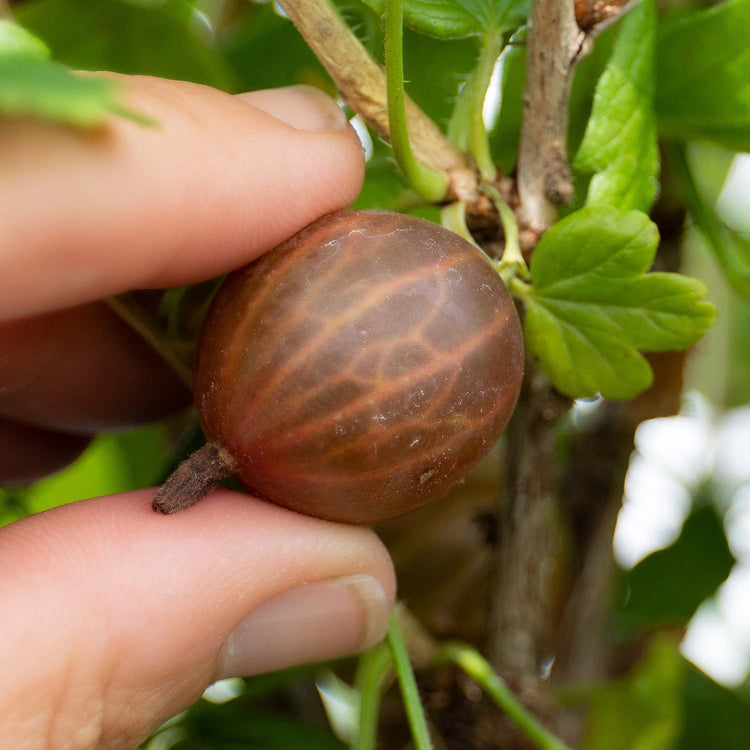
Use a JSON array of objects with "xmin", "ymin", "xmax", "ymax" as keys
[
  {"xmin": 516, "ymin": 0, "xmax": 638, "ymax": 247},
  {"xmin": 488, "ymin": 366, "xmax": 571, "ymax": 684},
  {"xmin": 516, "ymin": 0, "xmax": 586, "ymax": 247},
  {"xmin": 486, "ymin": 0, "xmax": 584, "ymax": 698},
  {"xmin": 281, "ymin": 0, "xmax": 476, "ymax": 201}
]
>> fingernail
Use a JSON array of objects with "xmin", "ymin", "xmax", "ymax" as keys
[
  {"xmin": 217, "ymin": 574, "xmax": 390, "ymax": 679},
  {"xmin": 236, "ymin": 85, "xmax": 349, "ymax": 132}
]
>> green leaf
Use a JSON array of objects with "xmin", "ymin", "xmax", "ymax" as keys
[
  {"xmin": 524, "ymin": 206, "xmax": 716, "ymax": 399},
  {"xmin": 220, "ymin": 3, "xmax": 331, "ymax": 94},
  {"xmin": 16, "ymin": 0, "xmax": 235, "ymax": 89},
  {"xmin": 0, "ymin": 19, "xmax": 50, "ymax": 59},
  {"xmin": 454, "ymin": 0, "xmax": 530, "ymax": 33},
  {"xmin": 656, "ymin": 0, "xmax": 750, "ymax": 152},
  {"xmin": 568, "ymin": 22, "xmax": 616, "ymax": 158},
  {"xmin": 616, "ymin": 503, "xmax": 735, "ymax": 632},
  {"xmin": 403, "ymin": 28, "xmax": 480, "ymax": 128},
  {"xmin": 363, "ymin": 0, "xmax": 477, "ymax": 38},
  {"xmin": 575, "ymin": 0, "xmax": 658, "ymax": 212},
  {"xmin": 581, "ymin": 639, "xmax": 684, "ymax": 750},
  {"xmin": 171, "ymin": 700, "xmax": 346, "ymax": 750},
  {"xmin": 0, "ymin": 425, "xmax": 175, "ymax": 527},
  {"xmin": 678, "ymin": 664, "xmax": 750, "ymax": 750},
  {"xmin": 363, "ymin": 0, "xmax": 528, "ymax": 38},
  {"xmin": 0, "ymin": 56, "xmax": 148, "ymax": 126}
]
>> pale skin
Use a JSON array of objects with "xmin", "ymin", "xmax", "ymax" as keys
[{"xmin": 0, "ymin": 76, "xmax": 396, "ymax": 749}]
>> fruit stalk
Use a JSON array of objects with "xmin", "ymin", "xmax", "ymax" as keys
[{"xmin": 152, "ymin": 443, "xmax": 237, "ymax": 514}]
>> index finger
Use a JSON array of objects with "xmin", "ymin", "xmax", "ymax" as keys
[{"xmin": 0, "ymin": 76, "xmax": 365, "ymax": 321}]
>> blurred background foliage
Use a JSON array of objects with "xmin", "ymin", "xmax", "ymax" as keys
[{"xmin": 2, "ymin": 0, "xmax": 750, "ymax": 747}]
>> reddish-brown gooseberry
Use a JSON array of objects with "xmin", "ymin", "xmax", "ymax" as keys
[{"xmin": 154, "ymin": 209, "xmax": 524, "ymax": 524}]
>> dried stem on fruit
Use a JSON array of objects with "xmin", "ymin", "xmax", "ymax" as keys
[{"xmin": 152, "ymin": 443, "xmax": 237, "ymax": 514}]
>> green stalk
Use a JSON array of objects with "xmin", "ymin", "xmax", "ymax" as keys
[
  {"xmin": 483, "ymin": 184, "xmax": 528, "ymax": 286},
  {"xmin": 468, "ymin": 32, "xmax": 501, "ymax": 181},
  {"xmin": 509, "ymin": 277, "xmax": 532, "ymax": 298},
  {"xmin": 448, "ymin": 32, "xmax": 501, "ymax": 181},
  {"xmin": 385, "ymin": 0, "xmax": 449, "ymax": 202},
  {"xmin": 437, "ymin": 643, "xmax": 571, "ymax": 750},
  {"xmin": 386, "ymin": 613, "xmax": 433, "ymax": 750},
  {"xmin": 354, "ymin": 643, "xmax": 392, "ymax": 750},
  {"xmin": 440, "ymin": 201, "xmax": 484, "ymax": 252}
]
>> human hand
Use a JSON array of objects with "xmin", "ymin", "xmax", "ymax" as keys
[{"xmin": 0, "ymin": 76, "xmax": 396, "ymax": 749}]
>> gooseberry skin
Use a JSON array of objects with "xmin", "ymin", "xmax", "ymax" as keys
[{"xmin": 194, "ymin": 209, "xmax": 523, "ymax": 524}]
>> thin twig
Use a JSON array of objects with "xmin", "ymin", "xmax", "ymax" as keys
[{"xmin": 280, "ymin": 0, "xmax": 475, "ymax": 201}]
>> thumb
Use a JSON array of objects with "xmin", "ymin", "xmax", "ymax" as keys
[{"xmin": 0, "ymin": 490, "xmax": 395, "ymax": 748}]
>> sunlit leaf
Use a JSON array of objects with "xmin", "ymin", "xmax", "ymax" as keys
[
  {"xmin": 524, "ymin": 206, "xmax": 716, "ymax": 399},
  {"xmin": 575, "ymin": 0, "xmax": 658, "ymax": 212},
  {"xmin": 0, "ymin": 19, "xmax": 50, "ymax": 59}
]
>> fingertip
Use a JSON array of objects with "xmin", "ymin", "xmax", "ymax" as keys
[
  {"xmin": 235, "ymin": 85, "xmax": 350, "ymax": 133},
  {"xmin": 0, "ymin": 77, "xmax": 366, "ymax": 320},
  {"xmin": 0, "ymin": 489, "xmax": 394, "ymax": 747}
]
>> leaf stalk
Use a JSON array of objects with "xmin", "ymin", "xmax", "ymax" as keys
[
  {"xmin": 386, "ymin": 612, "xmax": 434, "ymax": 750},
  {"xmin": 437, "ymin": 642, "xmax": 572, "ymax": 750},
  {"xmin": 385, "ymin": 0, "xmax": 449, "ymax": 202},
  {"xmin": 354, "ymin": 643, "xmax": 392, "ymax": 750},
  {"xmin": 483, "ymin": 184, "xmax": 529, "ymax": 285},
  {"xmin": 469, "ymin": 32, "xmax": 502, "ymax": 181}
]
